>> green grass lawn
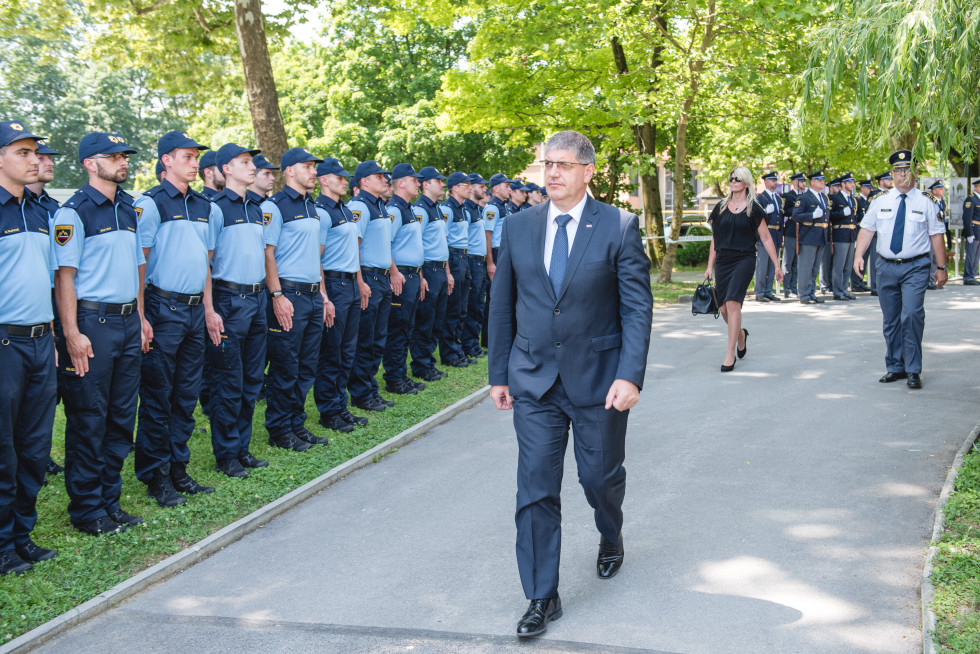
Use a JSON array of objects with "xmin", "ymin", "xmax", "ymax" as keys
[
  {"xmin": 0, "ymin": 358, "xmax": 488, "ymax": 643},
  {"xmin": 651, "ymin": 281, "xmax": 700, "ymax": 306},
  {"xmin": 931, "ymin": 443, "xmax": 980, "ymax": 652}
]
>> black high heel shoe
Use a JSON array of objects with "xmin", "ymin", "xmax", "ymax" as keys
[
  {"xmin": 721, "ymin": 358, "xmax": 736, "ymax": 373},
  {"xmin": 737, "ymin": 328, "xmax": 749, "ymax": 359}
]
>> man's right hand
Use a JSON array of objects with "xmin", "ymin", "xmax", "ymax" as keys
[
  {"xmin": 812, "ymin": 207, "xmax": 824, "ymax": 219},
  {"xmin": 66, "ymin": 331, "xmax": 94, "ymax": 377},
  {"xmin": 490, "ymin": 385, "xmax": 513, "ymax": 410},
  {"xmin": 969, "ymin": 236, "xmax": 976, "ymax": 244},
  {"xmin": 359, "ymin": 282, "xmax": 371, "ymax": 309},
  {"xmin": 273, "ymin": 295, "xmax": 294, "ymax": 331}
]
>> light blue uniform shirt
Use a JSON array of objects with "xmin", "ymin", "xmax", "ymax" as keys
[
  {"xmin": 442, "ymin": 196, "xmax": 468, "ymax": 249},
  {"xmin": 464, "ymin": 199, "xmax": 486, "ymax": 256},
  {"xmin": 262, "ymin": 185, "xmax": 323, "ymax": 284},
  {"xmin": 53, "ymin": 184, "xmax": 144, "ymax": 303},
  {"xmin": 414, "ymin": 195, "xmax": 449, "ymax": 261},
  {"xmin": 208, "ymin": 188, "xmax": 266, "ymax": 285},
  {"xmin": 136, "ymin": 179, "xmax": 212, "ymax": 294},
  {"xmin": 348, "ymin": 190, "xmax": 392, "ymax": 269},
  {"xmin": 387, "ymin": 195, "xmax": 423, "ymax": 267},
  {"xmin": 0, "ymin": 187, "xmax": 53, "ymax": 324},
  {"xmin": 315, "ymin": 195, "xmax": 360, "ymax": 273},
  {"xmin": 484, "ymin": 197, "xmax": 508, "ymax": 249}
]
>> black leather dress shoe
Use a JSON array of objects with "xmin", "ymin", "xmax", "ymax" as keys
[
  {"xmin": 755, "ymin": 295, "xmax": 770, "ymax": 302},
  {"xmin": 238, "ymin": 451, "xmax": 269, "ymax": 468},
  {"xmin": 879, "ymin": 371, "xmax": 908, "ymax": 383},
  {"xmin": 597, "ymin": 536, "xmax": 625, "ymax": 579},
  {"xmin": 16, "ymin": 539, "xmax": 58, "ymax": 563},
  {"xmin": 320, "ymin": 412, "xmax": 355, "ymax": 433},
  {"xmin": 811, "ymin": 296, "xmax": 825, "ymax": 304},
  {"xmin": 765, "ymin": 294, "xmax": 781, "ymax": 302},
  {"xmin": 870, "ymin": 290, "xmax": 878, "ymax": 296},
  {"xmin": 516, "ymin": 595, "xmax": 562, "ymax": 638},
  {"xmin": 907, "ymin": 373, "xmax": 922, "ymax": 389}
]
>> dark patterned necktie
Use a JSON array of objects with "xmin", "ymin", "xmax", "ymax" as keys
[
  {"xmin": 890, "ymin": 194, "xmax": 907, "ymax": 254},
  {"xmin": 549, "ymin": 214, "xmax": 572, "ymax": 294}
]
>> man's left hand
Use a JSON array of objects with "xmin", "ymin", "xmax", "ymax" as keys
[
  {"xmin": 936, "ymin": 268, "xmax": 948, "ymax": 289},
  {"xmin": 605, "ymin": 379, "xmax": 639, "ymax": 411}
]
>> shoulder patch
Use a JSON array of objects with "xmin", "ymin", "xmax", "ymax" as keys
[
  {"xmin": 486, "ymin": 209, "xmax": 496, "ymax": 220},
  {"xmin": 388, "ymin": 213, "xmax": 395, "ymax": 222},
  {"xmin": 351, "ymin": 210, "xmax": 362, "ymax": 221},
  {"xmin": 795, "ymin": 200, "xmax": 800, "ymax": 207},
  {"xmin": 262, "ymin": 212, "xmax": 272, "ymax": 226},
  {"xmin": 134, "ymin": 206, "xmax": 143, "ymax": 221},
  {"xmin": 967, "ymin": 202, "xmax": 973, "ymax": 208},
  {"xmin": 55, "ymin": 225, "xmax": 73, "ymax": 245}
]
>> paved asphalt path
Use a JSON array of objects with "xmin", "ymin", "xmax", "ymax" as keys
[{"xmin": 35, "ymin": 285, "xmax": 980, "ymax": 654}]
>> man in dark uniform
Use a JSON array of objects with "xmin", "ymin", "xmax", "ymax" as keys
[
  {"xmin": 198, "ymin": 150, "xmax": 224, "ymax": 200},
  {"xmin": 409, "ymin": 167, "xmax": 452, "ymax": 383},
  {"xmin": 926, "ymin": 180, "xmax": 948, "ymax": 289},
  {"xmin": 462, "ymin": 173, "xmax": 489, "ymax": 358},
  {"xmin": 483, "ymin": 173, "xmax": 513, "ymax": 346},
  {"xmin": 525, "ymin": 182, "xmax": 544, "ymax": 207},
  {"xmin": 0, "ymin": 121, "xmax": 58, "ymax": 574},
  {"xmin": 781, "ymin": 172, "xmax": 805, "ymax": 297},
  {"xmin": 829, "ymin": 172, "xmax": 859, "ymax": 300},
  {"xmin": 962, "ymin": 179, "xmax": 980, "ymax": 286},
  {"xmin": 314, "ymin": 158, "xmax": 367, "ymax": 432},
  {"xmin": 54, "ymin": 132, "xmax": 145, "ymax": 535},
  {"xmin": 855, "ymin": 150, "xmax": 947, "ymax": 388},
  {"xmin": 250, "ymin": 154, "xmax": 277, "ymax": 198},
  {"xmin": 135, "ymin": 132, "xmax": 215, "ymax": 506},
  {"xmin": 205, "ymin": 143, "xmax": 270, "ymax": 478},
  {"xmin": 439, "ymin": 172, "xmax": 473, "ymax": 368},
  {"xmin": 850, "ymin": 179, "xmax": 874, "ymax": 292},
  {"xmin": 793, "ymin": 171, "xmax": 829, "ymax": 304},
  {"xmin": 263, "ymin": 147, "xmax": 334, "ymax": 451},
  {"xmin": 382, "ymin": 163, "xmax": 426, "ymax": 396},
  {"xmin": 820, "ymin": 176, "xmax": 841, "ymax": 294},
  {"xmin": 507, "ymin": 181, "xmax": 528, "ymax": 214},
  {"xmin": 753, "ymin": 170, "xmax": 782, "ymax": 302}
]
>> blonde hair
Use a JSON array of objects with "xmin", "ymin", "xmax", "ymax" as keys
[{"xmin": 719, "ymin": 166, "xmax": 759, "ymax": 213}]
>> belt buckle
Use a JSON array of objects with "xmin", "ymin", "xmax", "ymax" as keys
[
  {"xmin": 121, "ymin": 303, "xmax": 134, "ymax": 316},
  {"xmin": 31, "ymin": 324, "xmax": 44, "ymax": 338},
  {"xmin": 251, "ymin": 283, "xmax": 262, "ymax": 293},
  {"xmin": 189, "ymin": 295, "xmax": 202, "ymax": 306}
]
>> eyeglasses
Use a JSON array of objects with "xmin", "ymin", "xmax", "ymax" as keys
[
  {"xmin": 541, "ymin": 161, "xmax": 589, "ymax": 171},
  {"xmin": 729, "ymin": 177, "xmax": 741, "ymax": 183},
  {"xmin": 92, "ymin": 153, "xmax": 130, "ymax": 162}
]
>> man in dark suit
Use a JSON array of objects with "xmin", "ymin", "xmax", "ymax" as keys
[
  {"xmin": 488, "ymin": 130, "xmax": 653, "ymax": 638},
  {"xmin": 753, "ymin": 170, "xmax": 782, "ymax": 302}
]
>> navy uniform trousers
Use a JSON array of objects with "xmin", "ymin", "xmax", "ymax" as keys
[
  {"xmin": 382, "ymin": 269, "xmax": 421, "ymax": 385},
  {"xmin": 481, "ymin": 247, "xmax": 500, "ymax": 348},
  {"xmin": 514, "ymin": 378, "xmax": 628, "ymax": 600},
  {"xmin": 135, "ymin": 294, "xmax": 206, "ymax": 482},
  {"xmin": 409, "ymin": 263, "xmax": 448, "ymax": 376},
  {"xmin": 440, "ymin": 251, "xmax": 470, "ymax": 363},
  {"xmin": 461, "ymin": 257, "xmax": 487, "ymax": 354},
  {"xmin": 207, "ymin": 288, "xmax": 267, "ymax": 460},
  {"xmin": 265, "ymin": 288, "xmax": 323, "ymax": 437},
  {"xmin": 0, "ymin": 328, "xmax": 55, "ymax": 552},
  {"xmin": 876, "ymin": 257, "xmax": 931, "ymax": 374},
  {"xmin": 59, "ymin": 308, "xmax": 141, "ymax": 524},
  {"xmin": 314, "ymin": 275, "xmax": 360, "ymax": 416},
  {"xmin": 781, "ymin": 237, "xmax": 798, "ymax": 295},
  {"xmin": 349, "ymin": 271, "xmax": 391, "ymax": 403}
]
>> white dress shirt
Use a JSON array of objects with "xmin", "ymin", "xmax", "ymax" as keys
[
  {"xmin": 544, "ymin": 192, "xmax": 588, "ymax": 274},
  {"xmin": 860, "ymin": 186, "xmax": 944, "ymax": 258}
]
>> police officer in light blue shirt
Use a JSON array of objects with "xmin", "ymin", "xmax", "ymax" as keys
[
  {"xmin": 53, "ymin": 131, "xmax": 145, "ymax": 536},
  {"xmin": 462, "ymin": 173, "xmax": 489, "ymax": 357},
  {"xmin": 382, "ymin": 163, "xmax": 427, "ymax": 396},
  {"xmin": 250, "ymin": 154, "xmax": 277, "ymax": 198},
  {"xmin": 347, "ymin": 160, "xmax": 398, "ymax": 412},
  {"xmin": 409, "ymin": 166, "xmax": 452, "ymax": 382},
  {"xmin": 0, "ymin": 121, "xmax": 58, "ymax": 574},
  {"xmin": 482, "ymin": 173, "xmax": 513, "ymax": 348},
  {"xmin": 439, "ymin": 172, "xmax": 472, "ymax": 367},
  {"xmin": 133, "ymin": 131, "xmax": 214, "ymax": 507},
  {"xmin": 198, "ymin": 150, "xmax": 224, "ymax": 200},
  {"xmin": 205, "ymin": 143, "xmax": 270, "ymax": 479},
  {"xmin": 507, "ymin": 181, "xmax": 528, "ymax": 214},
  {"xmin": 263, "ymin": 147, "xmax": 334, "ymax": 452},
  {"xmin": 314, "ymin": 157, "xmax": 368, "ymax": 433}
]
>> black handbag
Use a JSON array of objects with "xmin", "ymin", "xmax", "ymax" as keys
[{"xmin": 692, "ymin": 280, "xmax": 720, "ymax": 318}]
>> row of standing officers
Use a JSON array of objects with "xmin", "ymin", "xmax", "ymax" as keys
[{"xmin": 0, "ymin": 120, "xmax": 547, "ymax": 575}]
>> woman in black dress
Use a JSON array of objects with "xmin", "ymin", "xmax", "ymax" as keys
[{"xmin": 704, "ymin": 166, "xmax": 783, "ymax": 372}]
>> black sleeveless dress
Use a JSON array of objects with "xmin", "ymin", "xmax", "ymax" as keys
[{"xmin": 709, "ymin": 201, "xmax": 766, "ymax": 305}]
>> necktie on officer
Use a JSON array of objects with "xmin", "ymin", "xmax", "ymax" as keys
[
  {"xmin": 890, "ymin": 194, "xmax": 907, "ymax": 255},
  {"xmin": 550, "ymin": 213, "xmax": 572, "ymax": 295}
]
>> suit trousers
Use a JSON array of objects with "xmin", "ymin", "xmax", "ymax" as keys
[
  {"xmin": 820, "ymin": 244, "xmax": 833, "ymax": 290},
  {"xmin": 781, "ymin": 237, "xmax": 798, "ymax": 294},
  {"xmin": 964, "ymin": 238, "xmax": 979, "ymax": 283},
  {"xmin": 832, "ymin": 241, "xmax": 855, "ymax": 297},
  {"xmin": 798, "ymin": 244, "xmax": 825, "ymax": 299},
  {"xmin": 513, "ymin": 378, "xmax": 628, "ymax": 600},
  {"xmin": 876, "ymin": 257, "xmax": 930, "ymax": 374},
  {"xmin": 753, "ymin": 242, "xmax": 775, "ymax": 297}
]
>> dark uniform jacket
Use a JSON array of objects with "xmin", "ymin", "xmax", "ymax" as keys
[
  {"xmin": 829, "ymin": 191, "xmax": 858, "ymax": 243},
  {"xmin": 782, "ymin": 189, "xmax": 798, "ymax": 240},
  {"xmin": 792, "ymin": 189, "xmax": 829, "ymax": 247},
  {"xmin": 963, "ymin": 193, "xmax": 980, "ymax": 239},
  {"xmin": 756, "ymin": 189, "xmax": 783, "ymax": 249}
]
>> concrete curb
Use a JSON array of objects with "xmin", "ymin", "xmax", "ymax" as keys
[
  {"xmin": 0, "ymin": 385, "xmax": 491, "ymax": 654},
  {"xmin": 921, "ymin": 420, "xmax": 980, "ymax": 654}
]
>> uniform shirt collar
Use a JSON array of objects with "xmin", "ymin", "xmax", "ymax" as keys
[
  {"xmin": 446, "ymin": 196, "xmax": 462, "ymax": 209},
  {"xmin": 161, "ymin": 178, "xmax": 187, "ymax": 198},
  {"xmin": 462, "ymin": 198, "xmax": 478, "ymax": 210},
  {"xmin": 358, "ymin": 190, "xmax": 381, "ymax": 206},
  {"xmin": 0, "ymin": 185, "xmax": 17, "ymax": 206},
  {"xmin": 547, "ymin": 193, "xmax": 588, "ymax": 224},
  {"xmin": 388, "ymin": 194, "xmax": 411, "ymax": 211},
  {"xmin": 216, "ymin": 187, "xmax": 245, "ymax": 203},
  {"xmin": 82, "ymin": 183, "xmax": 131, "ymax": 206},
  {"xmin": 284, "ymin": 184, "xmax": 312, "ymax": 202},
  {"xmin": 418, "ymin": 194, "xmax": 437, "ymax": 208},
  {"xmin": 317, "ymin": 194, "xmax": 340, "ymax": 209}
]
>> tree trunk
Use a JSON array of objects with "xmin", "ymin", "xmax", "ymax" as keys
[{"xmin": 233, "ymin": 0, "xmax": 289, "ymax": 185}]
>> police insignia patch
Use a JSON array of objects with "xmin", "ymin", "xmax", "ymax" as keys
[
  {"xmin": 968, "ymin": 202, "xmax": 973, "ymax": 208},
  {"xmin": 795, "ymin": 201, "xmax": 800, "ymax": 207},
  {"xmin": 55, "ymin": 225, "xmax": 73, "ymax": 245},
  {"xmin": 486, "ymin": 211, "xmax": 495, "ymax": 220},
  {"xmin": 263, "ymin": 212, "xmax": 272, "ymax": 226},
  {"xmin": 134, "ymin": 206, "xmax": 143, "ymax": 220},
  {"xmin": 388, "ymin": 214, "xmax": 395, "ymax": 221},
  {"xmin": 351, "ymin": 210, "xmax": 362, "ymax": 221}
]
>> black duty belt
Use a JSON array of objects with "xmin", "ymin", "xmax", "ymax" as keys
[
  {"xmin": 449, "ymin": 247, "xmax": 468, "ymax": 255},
  {"xmin": 424, "ymin": 260, "xmax": 447, "ymax": 266},
  {"xmin": 279, "ymin": 279, "xmax": 320, "ymax": 293},
  {"xmin": 214, "ymin": 280, "xmax": 266, "ymax": 294},
  {"xmin": 468, "ymin": 254, "xmax": 486, "ymax": 262},
  {"xmin": 77, "ymin": 299, "xmax": 136, "ymax": 315},
  {"xmin": 1, "ymin": 323, "xmax": 50, "ymax": 338},
  {"xmin": 878, "ymin": 252, "xmax": 929, "ymax": 264},
  {"xmin": 323, "ymin": 270, "xmax": 356, "ymax": 280},
  {"xmin": 361, "ymin": 266, "xmax": 390, "ymax": 276},
  {"xmin": 147, "ymin": 284, "xmax": 203, "ymax": 306},
  {"xmin": 396, "ymin": 265, "xmax": 421, "ymax": 275}
]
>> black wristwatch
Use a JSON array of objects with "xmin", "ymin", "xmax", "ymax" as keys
[
  {"xmin": 937, "ymin": 266, "xmax": 947, "ymax": 271},
  {"xmin": 271, "ymin": 289, "xmax": 284, "ymax": 298}
]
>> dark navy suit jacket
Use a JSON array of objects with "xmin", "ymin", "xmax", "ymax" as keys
[{"xmin": 488, "ymin": 196, "xmax": 653, "ymax": 407}]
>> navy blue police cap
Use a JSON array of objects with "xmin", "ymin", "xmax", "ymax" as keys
[
  {"xmin": 417, "ymin": 166, "xmax": 446, "ymax": 182},
  {"xmin": 790, "ymin": 172, "xmax": 806, "ymax": 182},
  {"xmin": 446, "ymin": 172, "xmax": 470, "ymax": 188},
  {"xmin": 391, "ymin": 163, "xmax": 423, "ymax": 180},
  {"xmin": 875, "ymin": 171, "xmax": 893, "ymax": 182},
  {"xmin": 838, "ymin": 172, "xmax": 855, "ymax": 183},
  {"xmin": 157, "ymin": 131, "xmax": 208, "ymax": 158},
  {"xmin": 77, "ymin": 132, "xmax": 137, "ymax": 163},
  {"xmin": 352, "ymin": 160, "xmax": 390, "ymax": 185},
  {"xmin": 155, "ymin": 159, "xmax": 164, "ymax": 176},
  {"xmin": 807, "ymin": 170, "xmax": 825, "ymax": 181},
  {"xmin": 37, "ymin": 141, "xmax": 61, "ymax": 156},
  {"xmin": 859, "ymin": 179, "xmax": 873, "ymax": 188},
  {"xmin": 888, "ymin": 150, "xmax": 915, "ymax": 168},
  {"xmin": 466, "ymin": 173, "xmax": 489, "ymax": 185},
  {"xmin": 828, "ymin": 176, "xmax": 842, "ymax": 186},
  {"xmin": 761, "ymin": 171, "xmax": 778, "ymax": 181},
  {"xmin": 488, "ymin": 173, "xmax": 515, "ymax": 187},
  {"xmin": 0, "ymin": 121, "xmax": 44, "ymax": 148},
  {"xmin": 927, "ymin": 179, "xmax": 944, "ymax": 190},
  {"xmin": 525, "ymin": 182, "xmax": 540, "ymax": 192},
  {"xmin": 215, "ymin": 143, "xmax": 261, "ymax": 169},
  {"xmin": 316, "ymin": 158, "xmax": 351, "ymax": 178},
  {"xmin": 253, "ymin": 154, "xmax": 279, "ymax": 170},
  {"xmin": 973, "ymin": 179, "xmax": 980, "ymax": 187},
  {"xmin": 540, "ymin": 186, "xmax": 548, "ymax": 196},
  {"xmin": 281, "ymin": 147, "xmax": 324, "ymax": 170},
  {"xmin": 199, "ymin": 151, "xmax": 217, "ymax": 169},
  {"xmin": 510, "ymin": 180, "xmax": 526, "ymax": 191}
]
